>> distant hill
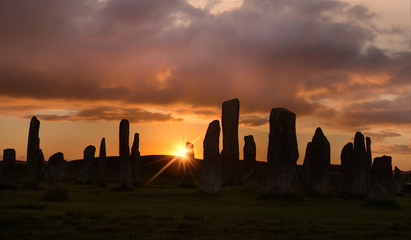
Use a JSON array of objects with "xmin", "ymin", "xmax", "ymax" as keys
[{"xmin": 3, "ymin": 156, "xmax": 410, "ymax": 187}]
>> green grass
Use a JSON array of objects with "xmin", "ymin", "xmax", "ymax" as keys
[{"xmin": 1, "ymin": 181, "xmax": 410, "ymax": 240}]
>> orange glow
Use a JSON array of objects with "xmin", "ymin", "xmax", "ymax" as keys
[{"xmin": 173, "ymin": 146, "xmax": 188, "ymax": 159}]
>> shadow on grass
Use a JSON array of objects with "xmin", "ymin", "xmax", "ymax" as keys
[
  {"xmin": 6, "ymin": 203, "xmax": 47, "ymax": 210},
  {"xmin": 41, "ymin": 188, "xmax": 69, "ymax": 202},
  {"xmin": 0, "ymin": 185, "xmax": 18, "ymax": 190},
  {"xmin": 363, "ymin": 199, "xmax": 402, "ymax": 210}
]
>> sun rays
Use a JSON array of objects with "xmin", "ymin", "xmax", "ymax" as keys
[{"xmin": 145, "ymin": 132, "xmax": 203, "ymax": 185}]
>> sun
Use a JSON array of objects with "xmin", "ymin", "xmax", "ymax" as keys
[{"xmin": 174, "ymin": 146, "xmax": 188, "ymax": 159}]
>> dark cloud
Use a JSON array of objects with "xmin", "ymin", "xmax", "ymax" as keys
[
  {"xmin": 240, "ymin": 115, "xmax": 268, "ymax": 127},
  {"xmin": 0, "ymin": 0, "xmax": 409, "ymax": 130},
  {"xmin": 363, "ymin": 130, "xmax": 401, "ymax": 142},
  {"xmin": 374, "ymin": 144, "xmax": 411, "ymax": 155},
  {"xmin": 29, "ymin": 106, "xmax": 183, "ymax": 123},
  {"xmin": 337, "ymin": 96, "xmax": 411, "ymax": 128}
]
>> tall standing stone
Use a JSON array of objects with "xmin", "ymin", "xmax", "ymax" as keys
[
  {"xmin": 366, "ymin": 137, "xmax": 372, "ymax": 192},
  {"xmin": 200, "ymin": 120, "xmax": 222, "ymax": 194},
  {"xmin": 302, "ymin": 127, "xmax": 330, "ymax": 194},
  {"xmin": 130, "ymin": 133, "xmax": 141, "ymax": 186},
  {"xmin": 119, "ymin": 119, "xmax": 133, "ymax": 190},
  {"xmin": 221, "ymin": 98, "xmax": 240, "ymax": 186},
  {"xmin": 47, "ymin": 152, "xmax": 67, "ymax": 191},
  {"xmin": 77, "ymin": 145, "xmax": 95, "ymax": 184},
  {"xmin": 243, "ymin": 135, "xmax": 256, "ymax": 186},
  {"xmin": 261, "ymin": 108, "xmax": 299, "ymax": 196},
  {"xmin": 352, "ymin": 132, "xmax": 369, "ymax": 194},
  {"xmin": 394, "ymin": 166, "xmax": 402, "ymax": 194},
  {"xmin": 26, "ymin": 116, "xmax": 45, "ymax": 187},
  {"xmin": 369, "ymin": 156, "xmax": 393, "ymax": 201},
  {"xmin": 180, "ymin": 142, "xmax": 196, "ymax": 187},
  {"xmin": 340, "ymin": 132, "xmax": 371, "ymax": 195},
  {"xmin": 0, "ymin": 149, "xmax": 16, "ymax": 187},
  {"xmin": 341, "ymin": 143, "xmax": 354, "ymax": 192},
  {"xmin": 98, "ymin": 138, "xmax": 107, "ymax": 187}
]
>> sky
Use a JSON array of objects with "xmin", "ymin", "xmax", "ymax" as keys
[{"xmin": 0, "ymin": 0, "xmax": 410, "ymax": 170}]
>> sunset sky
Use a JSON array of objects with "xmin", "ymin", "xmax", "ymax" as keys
[{"xmin": 0, "ymin": 0, "xmax": 410, "ymax": 170}]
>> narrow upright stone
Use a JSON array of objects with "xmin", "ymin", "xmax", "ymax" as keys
[
  {"xmin": 180, "ymin": 142, "xmax": 196, "ymax": 187},
  {"xmin": 261, "ymin": 108, "xmax": 299, "ymax": 196},
  {"xmin": 394, "ymin": 166, "xmax": 402, "ymax": 194},
  {"xmin": 243, "ymin": 135, "xmax": 256, "ymax": 186},
  {"xmin": 366, "ymin": 137, "xmax": 372, "ymax": 192},
  {"xmin": 370, "ymin": 156, "xmax": 393, "ymax": 201},
  {"xmin": 119, "ymin": 119, "xmax": 133, "ymax": 190},
  {"xmin": 98, "ymin": 138, "xmax": 107, "ymax": 187},
  {"xmin": 200, "ymin": 120, "xmax": 222, "ymax": 194},
  {"xmin": 130, "ymin": 133, "xmax": 141, "ymax": 187},
  {"xmin": 0, "ymin": 149, "xmax": 17, "ymax": 187},
  {"xmin": 26, "ymin": 116, "xmax": 45, "ymax": 187},
  {"xmin": 221, "ymin": 98, "xmax": 240, "ymax": 185},
  {"xmin": 47, "ymin": 152, "xmax": 67, "ymax": 191},
  {"xmin": 302, "ymin": 127, "xmax": 330, "ymax": 194},
  {"xmin": 352, "ymin": 132, "xmax": 369, "ymax": 194},
  {"xmin": 77, "ymin": 145, "xmax": 95, "ymax": 184},
  {"xmin": 341, "ymin": 143, "xmax": 354, "ymax": 192}
]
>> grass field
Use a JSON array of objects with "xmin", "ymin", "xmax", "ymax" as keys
[{"xmin": 0, "ymin": 157, "xmax": 410, "ymax": 239}]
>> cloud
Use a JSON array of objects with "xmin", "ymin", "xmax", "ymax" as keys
[
  {"xmin": 334, "ymin": 95, "xmax": 411, "ymax": 129},
  {"xmin": 240, "ymin": 115, "xmax": 268, "ymax": 127},
  {"xmin": 374, "ymin": 144, "xmax": 411, "ymax": 155},
  {"xmin": 0, "ymin": 0, "xmax": 409, "ymax": 131},
  {"xmin": 363, "ymin": 130, "xmax": 401, "ymax": 143},
  {"xmin": 27, "ymin": 106, "xmax": 184, "ymax": 124}
]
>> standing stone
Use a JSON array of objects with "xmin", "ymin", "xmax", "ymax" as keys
[
  {"xmin": 77, "ymin": 145, "xmax": 95, "ymax": 184},
  {"xmin": 26, "ymin": 116, "xmax": 46, "ymax": 187},
  {"xmin": 98, "ymin": 138, "xmax": 107, "ymax": 187},
  {"xmin": 366, "ymin": 137, "xmax": 372, "ymax": 192},
  {"xmin": 341, "ymin": 143, "xmax": 354, "ymax": 192},
  {"xmin": 130, "ymin": 133, "xmax": 141, "ymax": 187},
  {"xmin": 119, "ymin": 119, "xmax": 133, "ymax": 190},
  {"xmin": 261, "ymin": 108, "xmax": 299, "ymax": 196},
  {"xmin": 352, "ymin": 132, "xmax": 369, "ymax": 195},
  {"xmin": 243, "ymin": 135, "xmax": 256, "ymax": 186},
  {"xmin": 340, "ymin": 132, "xmax": 371, "ymax": 195},
  {"xmin": 47, "ymin": 152, "xmax": 67, "ymax": 191},
  {"xmin": 394, "ymin": 166, "xmax": 403, "ymax": 194},
  {"xmin": 369, "ymin": 156, "xmax": 393, "ymax": 201},
  {"xmin": 302, "ymin": 127, "xmax": 330, "ymax": 194},
  {"xmin": 200, "ymin": 120, "xmax": 222, "ymax": 194},
  {"xmin": 221, "ymin": 98, "xmax": 241, "ymax": 186},
  {"xmin": 0, "ymin": 149, "xmax": 16, "ymax": 187},
  {"xmin": 180, "ymin": 142, "xmax": 196, "ymax": 187}
]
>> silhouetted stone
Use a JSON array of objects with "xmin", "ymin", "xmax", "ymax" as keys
[
  {"xmin": 243, "ymin": 135, "xmax": 256, "ymax": 186},
  {"xmin": 130, "ymin": 133, "xmax": 141, "ymax": 187},
  {"xmin": 366, "ymin": 137, "xmax": 372, "ymax": 192},
  {"xmin": 340, "ymin": 132, "xmax": 371, "ymax": 195},
  {"xmin": 352, "ymin": 132, "xmax": 369, "ymax": 194},
  {"xmin": 341, "ymin": 143, "xmax": 354, "ymax": 192},
  {"xmin": 200, "ymin": 120, "xmax": 222, "ymax": 194},
  {"xmin": 394, "ymin": 166, "xmax": 402, "ymax": 194},
  {"xmin": 47, "ymin": 152, "xmax": 67, "ymax": 191},
  {"xmin": 221, "ymin": 98, "xmax": 241, "ymax": 186},
  {"xmin": 180, "ymin": 142, "xmax": 197, "ymax": 187},
  {"xmin": 370, "ymin": 156, "xmax": 393, "ymax": 201},
  {"xmin": 261, "ymin": 108, "xmax": 299, "ymax": 196},
  {"xmin": 77, "ymin": 145, "xmax": 95, "ymax": 184},
  {"xmin": 26, "ymin": 116, "xmax": 46, "ymax": 187},
  {"xmin": 0, "ymin": 149, "xmax": 16, "ymax": 187},
  {"xmin": 302, "ymin": 127, "xmax": 330, "ymax": 194},
  {"xmin": 97, "ymin": 138, "xmax": 107, "ymax": 188},
  {"xmin": 119, "ymin": 119, "xmax": 133, "ymax": 190}
]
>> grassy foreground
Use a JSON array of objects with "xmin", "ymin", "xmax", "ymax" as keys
[{"xmin": 1, "ymin": 182, "xmax": 410, "ymax": 240}]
